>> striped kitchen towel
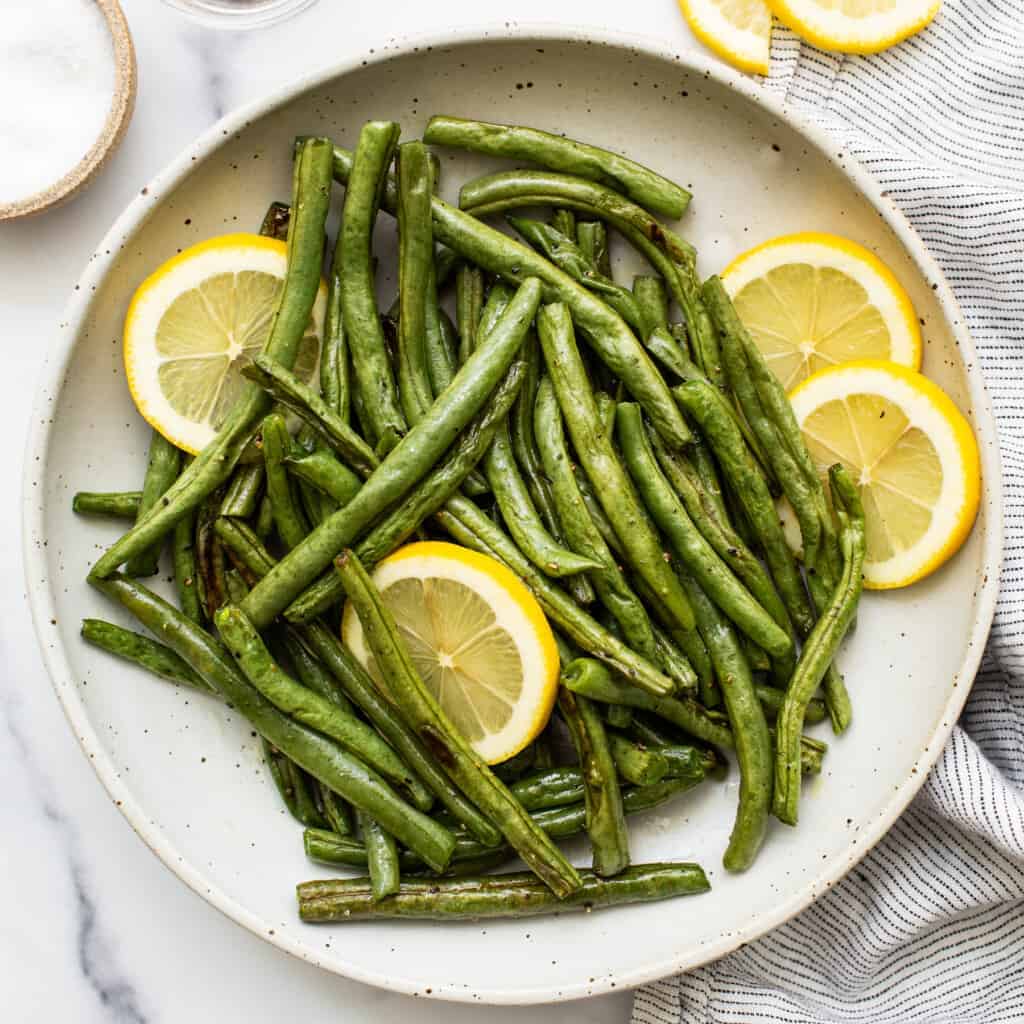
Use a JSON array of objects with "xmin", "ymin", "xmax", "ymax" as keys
[{"xmin": 634, "ymin": 3, "xmax": 1024, "ymax": 1022}]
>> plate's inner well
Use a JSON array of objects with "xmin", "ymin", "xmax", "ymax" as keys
[{"xmin": 31, "ymin": 35, "xmax": 993, "ymax": 1002}]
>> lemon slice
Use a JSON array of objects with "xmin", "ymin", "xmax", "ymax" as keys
[
  {"xmin": 721, "ymin": 232, "xmax": 921, "ymax": 392},
  {"xmin": 342, "ymin": 542, "xmax": 560, "ymax": 764},
  {"xmin": 767, "ymin": 0, "xmax": 938, "ymax": 54},
  {"xmin": 788, "ymin": 360, "xmax": 980, "ymax": 589},
  {"xmin": 124, "ymin": 233, "xmax": 326, "ymax": 454},
  {"xmin": 679, "ymin": 0, "xmax": 772, "ymax": 75}
]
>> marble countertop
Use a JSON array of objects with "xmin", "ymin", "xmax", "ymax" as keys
[{"xmin": 3, "ymin": 1, "xmax": 711, "ymax": 1020}]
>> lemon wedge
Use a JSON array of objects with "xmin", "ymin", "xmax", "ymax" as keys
[
  {"xmin": 789, "ymin": 360, "xmax": 980, "ymax": 589},
  {"xmin": 721, "ymin": 232, "xmax": 921, "ymax": 392},
  {"xmin": 679, "ymin": 0, "xmax": 772, "ymax": 76},
  {"xmin": 124, "ymin": 233, "xmax": 326, "ymax": 454},
  {"xmin": 342, "ymin": 542, "xmax": 560, "ymax": 764},
  {"xmin": 767, "ymin": 0, "xmax": 939, "ymax": 54}
]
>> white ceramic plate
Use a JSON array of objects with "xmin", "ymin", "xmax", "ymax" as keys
[{"xmin": 24, "ymin": 26, "xmax": 1002, "ymax": 1005}]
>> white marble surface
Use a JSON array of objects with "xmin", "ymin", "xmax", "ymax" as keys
[{"xmin": 2, "ymin": 1, "xmax": 712, "ymax": 1020}]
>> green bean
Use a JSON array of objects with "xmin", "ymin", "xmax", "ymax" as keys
[
  {"xmin": 241, "ymin": 278, "xmax": 542, "ymax": 629},
  {"xmin": 259, "ymin": 200, "xmax": 291, "ymax": 241},
  {"xmin": 244, "ymin": 356, "xmax": 378, "ymax": 478},
  {"xmin": 300, "ymin": 623, "xmax": 503, "ymax": 847},
  {"xmin": 576, "ymin": 221, "xmax": 611, "ymax": 277},
  {"xmin": 317, "ymin": 782, "xmax": 354, "ymax": 837},
  {"xmin": 774, "ymin": 465, "xmax": 865, "ymax": 825},
  {"xmin": 508, "ymin": 335, "xmax": 560, "ymax": 534},
  {"xmin": 616, "ymin": 403, "xmax": 791, "ymax": 660},
  {"xmin": 460, "ymin": 170, "xmax": 723, "ymax": 386},
  {"xmin": 509, "ymin": 768, "xmax": 586, "ymax": 811},
  {"xmin": 456, "ymin": 264, "xmax": 484, "ymax": 364},
  {"xmin": 507, "ymin": 216, "xmax": 643, "ymax": 331},
  {"xmin": 595, "ymin": 391, "xmax": 617, "ymax": 441},
  {"xmin": 92, "ymin": 574, "xmax": 455, "ymax": 872},
  {"xmin": 327, "ymin": 146, "xmax": 692, "ymax": 450},
  {"xmin": 551, "ymin": 209, "xmax": 576, "ymax": 238},
  {"xmin": 195, "ymin": 499, "xmax": 227, "ymax": 620},
  {"xmin": 679, "ymin": 572, "xmax": 771, "ymax": 871},
  {"xmin": 424, "ymin": 259, "xmax": 457, "ymax": 397},
  {"xmin": 214, "ymin": 517, "xmax": 275, "ymax": 577},
  {"xmin": 73, "ymin": 491, "xmax": 142, "ymax": 518},
  {"xmin": 483, "ymin": 419, "xmax": 602, "ymax": 578},
  {"xmin": 605, "ymin": 704, "xmax": 634, "ymax": 729},
  {"xmin": 436, "ymin": 497, "xmax": 673, "ymax": 697},
  {"xmin": 647, "ymin": 426, "xmax": 793, "ymax": 649},
  {"xmin": 283, "ymin": 447, "xmax": 362, "ymax": 507},
  {"xmin": 558, "ymin": 686, "xmax": 630, "ymax": 876},
  {"xmin": 532, "ymin": 725, "xmax": 557, "ymax": 771},
  {"xmin": 297, "ymin": 476, "xmax": 338, "ymax": 528},
  {"xmin": 215, "ymin": 606, "xmax": 434, "ymax": 809},
  {"xmin": 354, "ymin": 362, "xmax": 524, "ymax": 568},
  {"xmin": 646, "ymin": 327, "xmax": 780, "ymax": 494},
  {"xmin": 626, "ymin": 572, "xmax": 712, "ymax": 697},
  {"xmin": 336, "ymin": 550, "xmax": 582, "ymax": 897},
  {"xmin": 316, "ymin": 772, "xmax": 707, "ymax": 876},
  {"xmin": 265, "ymin": 742, "xmax": 328, "ymax": 828},
  {"xmin": 674, "ymin": 379, "xmax": 816, "ymax": 638},
  {"xmin": 743, "ymin": 636, "xmax": 772, "ymax": 674},
  {"xmin": 358, "ymin": 811, "xmax": 401, "ymax": 900},
  {"xmin": 756, "ymin": 683, "xmax": 827, "ymax": 725},
  {"xmin": 275, "ymin": 626, "xmax": 354, "ymax": 714},
  {"xmin": 260, "ymin": 413, "xmax": 309, "ymax": 550},
  {"xmin": 625, "ymin": 723, "xmax": 717, "ymax": 783},
  {"xmin": 125, "ymin": 431, "xmax": 181, "ymax": 577},
  {"xmin": 91, "ymin": 138, "xmax": 334, "ymax": 579},
  {"xmin": 338, "ymin": 121, "xmax": 405, "ymax": 451},
  {"xmin": 704, "ymin": 278, "xmax": 828, "ymax": 521},
  {"xmin": 320, "ymin": 267, "xmax": 350, "ymax": 422},
  {"xmin": 563, "ymin": 657, "xmax": 734, "ymax": 753},
  {"xmin": 492, "ymin": 745, "xmax": 537, "ymax": 784},
  {"xmin": 396, "ymin": 141, "xmax": 437, "ymax": 425},
  {"xmin": 607, "ymin": 732, "xmax": 669, "ymax": 786},
  {"xmin": 254, "ymin": 493, "xmax": 274, "ymax": 541},
  {"xmin": 81, "ymin": 618, "xmax": 209, "ymax": 691},
  {"xmin": 224, "ymin": 568, "xmax": 250, "ymax": 605},
  {"xmin": 534, "ymin": 376, "xmax": 660, "ymax": 665},
  {"xmin": 298, "ymin": 862, "xmax": 708, "ymax": 922},
  {"xmin": 633, "ymin": 275, "xmax": 669, "ymax": 340},
  {"xmin": 210, "ymin": 515, "xmax": 498, "ymax": 841},
  {"xmin": 536, "ymin": 303, "xmax": 695, "ymax": 633},
  {"xmin": 707, "ymin": 292, "xmax": 821, "ymax": 569},
  {"xmin": 306, "ymin": 828, "xmax": 489, "ymax": 870},
  {"xmin": 424, "ymin": 116, "xmax": 691, "ymax": 218},
  {"xmin": 220, "ymin": 464, "xmax": 265, "ymax": 519},
  {"xmin": 172, "ymin": 478, "xmax": 202, "ymax": 625},
  {"xmin": 701, "ymin": 278, "xmax": 851, "ymax": 730}
]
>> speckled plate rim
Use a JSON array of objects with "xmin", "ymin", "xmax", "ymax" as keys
[{"xmin": 23, "ymin": 22, "xmax": 1003, "ymax": 1005}]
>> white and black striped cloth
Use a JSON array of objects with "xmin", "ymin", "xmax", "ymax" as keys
[{"xmin": 634, "ymin": 3, "xmax": 1024, "ymax": 1021}]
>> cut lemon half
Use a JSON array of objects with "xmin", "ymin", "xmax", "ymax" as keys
[
  {"xmin": 341, "ymin": 542, "xmax": 560, "ymax": 764},
  {"xmin": 722, "ymin": 232, "xmax": 921, "ymax": 392},
  {"xmin": 679, "ymin": 0, "xmax": 772, "ymax": 76},
  {"xmin": 767, "ymin": 0, "xmax": 939, "ymax": 54},
  {"xmin": 789, "ymin": 360, "xmax": 980, "ymax": 589},
  {"xmin": 124, "ymin": 233, "xmax": 326, "ymax": 454}
]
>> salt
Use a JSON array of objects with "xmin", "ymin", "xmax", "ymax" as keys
[{"xmin": 0, "ymin": 0, "xmax": 116, "ymax": 204}]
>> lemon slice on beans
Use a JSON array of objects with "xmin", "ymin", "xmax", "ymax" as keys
[
  {"xmin": 123, "ymin": 233, "xmax": 326, "ymax": 454},
  {"xmin": 789, "ymin": 360, "xmax": 980, "ymax": 589},
  {"xmin": 342, "ymin": 542, "xmax": 560, "ymax": 764},
  {"xmin": 722, "ymin": 232, "xmax": 921, "ymax": 392}
]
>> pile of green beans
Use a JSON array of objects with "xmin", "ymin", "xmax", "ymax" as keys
[{"xmin": 75, "ymin": 115, "xmax": 865, "ymax": 923}]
